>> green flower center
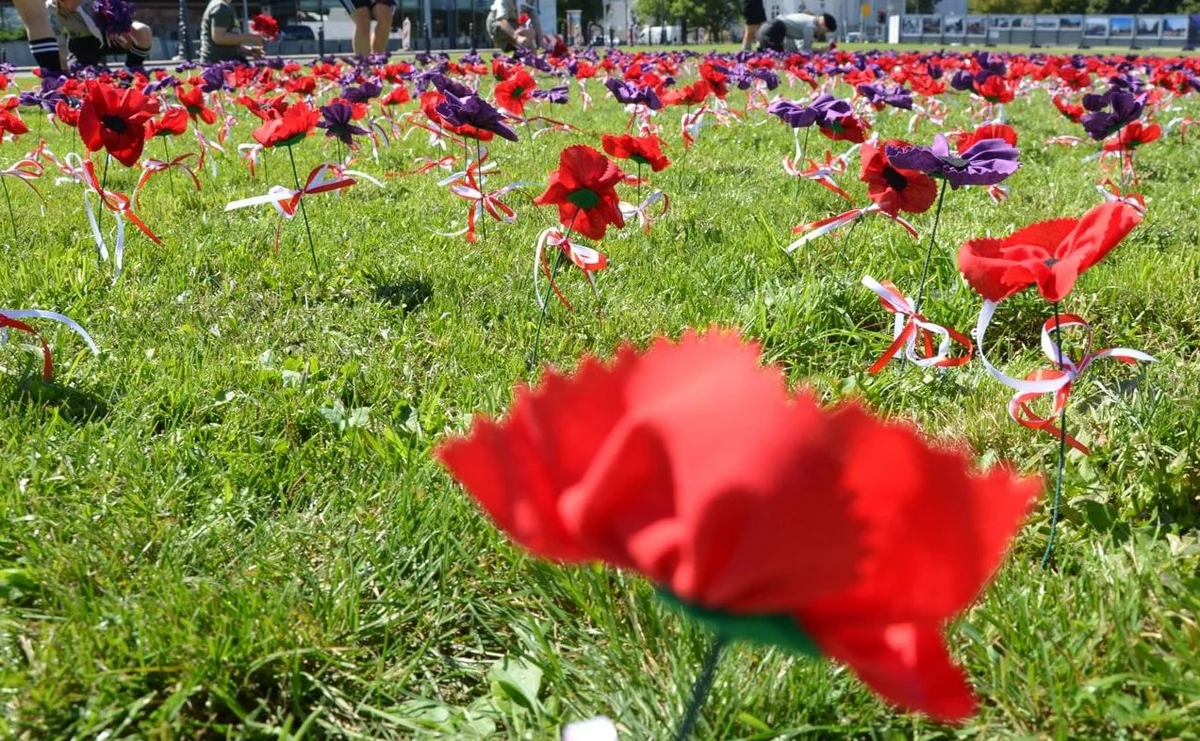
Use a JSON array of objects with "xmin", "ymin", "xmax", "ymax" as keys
[
  {"xmin": 567, "ymin": 188, "xmax": 600, "ymax": 209},
  {"xmin": 630, "ymin": 154, "xmax": 650, "ymax": 166},
  {"xmin": 657, "ymin": 591, "xmax": 821, "ymax": 658},
  {"xmin": 512, "ymin": 86, "xmax": 526, "ymax": 98}
]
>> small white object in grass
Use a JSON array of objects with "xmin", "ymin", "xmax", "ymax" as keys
[{"xmin": 562, "ymin": 716, "xmax": 618, "ymax": 741}]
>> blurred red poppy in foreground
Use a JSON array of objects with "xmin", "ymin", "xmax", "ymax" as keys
[
  {"xmin": 437, "ymin": 329, "xmax": 1039, "ymax": 721},
  {"xmin": 958, "ymin": 201, "xmax": 1142, "ymax": 303},
  {"xmin": 534, "ymin": 145, "xmax": 625, "ymax": 240}
]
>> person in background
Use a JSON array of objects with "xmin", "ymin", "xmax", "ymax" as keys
[
  {"xmin": 351, "ymin": 0, "xmax": 394, "ymax": 56},
  {"xmin": 486, "ymin": 0, "xmax": 540, "ymax": 51},
  {"xmin": 741, "ymin": 0, "xmax": 766, "ymax": 51},
  {"xmin": 47, "ymin": 0, "xmax": 153, "ymax": 69},
  {"xmin": 14, "ymin": 0, "xmax": 63, "ymax": 73},
  {"xmin": 199, "ymin": 0, "xmax": 264, "ymax": 62},
  {"xmin": 757, "ymin": 11, "xmax": 836, "ymax": 52}
]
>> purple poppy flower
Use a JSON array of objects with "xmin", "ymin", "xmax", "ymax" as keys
[
  {"xmin": 768, "ymin": 93, "xmax": 851, "ymax": 129},
  {"xmin": 885, "ymin": 134, "xmax": 1020, "ymax": 189},
  {"xmin": 92, "ymin": 0, "xmax": 135, "ymax": 35},
  {"xmin": 436, "ymin": 93, "xmax": 518, "ymax": 142},
  {"xmin": 604, "ymin": 78, "xmax": 662, "ymax": 110},
  {"xmin": 1080, "ymin": 89, "xmax": 1144, "ymax": 141},
  {"xmin": 142, "ymin": 75, "xmax": 180, "ymax": 96},
  {"xmin": 429, "ymin": 73, "xmax": 473, "ymax": 99},
  {"xmin": 752, "ymin": 68, "xmax": 780, "ymax": 90},
  {"xmin": 317, "ymin": 101, "xmax": 370, "ymax": 147},
  {"xmin": 950, "ymin": 69, "xmax": 975, "ymax": 92},
  {"xmin": 199, "ymin": 64, "xmax": 228, "ymax": 92},
  {"xmin": 342, "ymin": 80, "xmax": 383, "ymax": 103},
  {"xmin": 856, "ymin": 84, "xmax": 912, "ymax": 110},
  {"xmin": 532, "ymin": 85, "xmax": 570, "ymax": 105},
  {"xmin": 19, "ymin": 78, "xmax": 65, "ymax": 113}
]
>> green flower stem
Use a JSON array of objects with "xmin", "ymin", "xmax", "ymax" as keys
[
  {"xmin": 1, "ymin": 175, "xmax": 15, "ymax": 241},
  {"xmin": 671, "ymin": 634, "xmax": 728, "ymax": 741},
  {"xmin": 286, "ymin": 145, "xmax": 320, "ymax": 276},
  {"xmin": 1042, "ymin": 301, "xmax": 1068, "ymax": 570},
  {"xmin": 912, "ymin": 178, "xmax": 949, "ymax": 317}
]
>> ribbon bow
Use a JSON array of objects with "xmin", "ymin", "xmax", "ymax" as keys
[
  {"xmin": 618, "ymin": 189, "xmax": 669, "ymax": 232},
  {"xmin": 533, "ymin": 227, "xmax": 607, "ymax": 312},
  {"xmin": 1095, "ymin": 179, "xmax": 1145, "ymax": 214},
  {"xmin": 784, "ymin": 147, "xmax": 857, "ymax": 201},
  {"xmin": 238, "ymin": 142, "xmax": 265, "ymax": 177},
  {"xmin": 0, "ymin": 155, "xmax": 45, "ymax": 200},
  {"xmin": 437, "ymin": 164, "xmax": 523, "ymax": 243},
  {"xmin": 60, "ymin": 153, "xmax": 162, "ymax": 277},
  {"xmin": 1166, "ymin": 116, "xmax": 1197, "ymax": 144},
  {"xmin": 861, "ymin": 276, "xmax": 973, "ymax": 373},
  {"xmin": 1045, "ymin": 135, "xmax": 1085, "ymax": 147},
  {"xmin": 135, "ymin": 152, "xmax": 202, "ymax": 208},
  {"xmin": 224, "ymin": 164, "xmax": 357, "ymax": 250},
  {"xmin": 975, "ymin": 300, "xmax": 1154, "ymax": 454},
  {"xmin": 392, "ymin": 154, "xmax": 456, "ymax": 177},
  {"xmin": 0, "ymin": 308, "xmax": 99, "ymax": 379},
  {"xmin": 787, "ymin": 203, "xmax": 918, "ymax": 253},
  {"xmin": 194, "ymin": 128, "xmax": 224, "ymax": 176}
]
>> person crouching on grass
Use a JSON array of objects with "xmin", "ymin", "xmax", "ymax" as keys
[
  {"xmin": 199, "ymin": 0, "xmax": 264, "ymax": 63},
  {"xmin": 486, "ymin": 0, "xmax": 542, "ymax": 51},
  {"xmin": 47, "ymin": 0, "xmax": 154, "ymax": 70},
  {"xmin": 758, "ymin": 12, "xmax": 837, "ymax": 53}
]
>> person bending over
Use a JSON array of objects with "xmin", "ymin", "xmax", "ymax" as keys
[
  {"xmin": 351, "ymin": 0, "xmax": 394, "ymax": 56},
  {"xmin": 47, "ymin": 0, "xmax": 153, "ymax": 69},
  {"xmin": 199, "ymin": 0, "xmax": 264, "ymax": 63},
  {"xmin": 758, "ymin": 12, "xmax": 836, "ymax": 52}
]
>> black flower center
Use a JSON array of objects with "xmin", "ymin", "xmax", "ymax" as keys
[
  {"xmin": 567, "ymin": 188, "xmax": 600, "ymax": 209},
  {"xmin": 1044, "ymin": 257, "xmax": 1060, "ymax": 267},
  {"xmin": 102, "ymin": 115, "xmax": 128, "ymax": 133},
  {"xmin": 941, "ymin": 154, "xmax": 968, "ymax": 169},
  {"xmin": 881, "ymin": 165, "xmax": 908, "ymax": 192}
]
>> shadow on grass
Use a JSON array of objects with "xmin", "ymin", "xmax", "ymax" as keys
[
  {"xmin": 368, "ymin": 274, "xmax": 434, "ymax": 313},
  {"xmin": 6, "ymin": 374, "xmax": 112, "ymax": 424}
]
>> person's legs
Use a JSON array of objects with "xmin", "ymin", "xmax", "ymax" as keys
[
  {"xmin": 123, "ymin": 22, "xmax": 153, "ymax": 68},
  {"xmin": 741, "ymin": 0, "xmax": 766, "ymax": 50},
  {"xmin": 351, "ymin": 3, "xmax": 372, "ymax": 55},
  {"xmin": 12, "ymin": 0, "xmax": 61, "ymax": 72},
  {"xmin": 371, "ymin": 1, "xmax": 394, "ymax": 54}
]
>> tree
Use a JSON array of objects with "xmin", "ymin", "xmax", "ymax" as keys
[{"xmin": 635, "ymin": 0, "xmax": 740, "ymax": 38}]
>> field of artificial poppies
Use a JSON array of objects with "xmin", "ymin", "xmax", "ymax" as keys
[{"xmin": 2, "ymin": 47, "xmax": 1200, "ymax": 739}]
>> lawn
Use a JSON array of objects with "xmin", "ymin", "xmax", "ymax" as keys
[{"xmin": 2, "ymin": 51, "xmax": 1200, "ymax": 740}]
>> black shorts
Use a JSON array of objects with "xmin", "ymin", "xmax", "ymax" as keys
[
  {"xmin": 351, "ymin": 0, "xmax": 396, "ymax": 8},
  {"xmin": 67, "ymin": 36, "xmax": 121, "ymax": 67},
  {"xmin": 742, "ymin": 0, "xmax": 766, "ymax": 26}
]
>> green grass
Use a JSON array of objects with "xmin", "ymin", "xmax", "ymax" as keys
[{"xmin": 2, "ymin": 68, "xmax": 1200, "ymax": 740}]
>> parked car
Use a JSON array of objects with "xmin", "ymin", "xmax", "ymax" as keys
[{"xmin": 280, "ymin": 25, "xmax": 316, "ymax": 41}]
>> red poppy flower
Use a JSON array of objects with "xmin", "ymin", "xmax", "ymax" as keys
[
  {"xmin": 973, "ymin": 75, "xmax": 1013, "ymax": 104},
  {"xmin": 958, "ymin": 201, "xmax": 1142, "ymax": 303},
  {"xmin": 437, "ymin": 329, "xmax": 1039, "ymax": 722},
  {"xmin": 601, "ymin": 134, "xmax": 670, "ymax": 172},
  {"xmin": 285, "ymin": 75, "xmax": 317, "ymax": 96},
  {"xmin": 0, "ymin": 109, "xmax": 28, "ymax": 138},
  {"xmin": 1052, "ymin": 94, "xmax": 1084, "ymax": 123},
  {"xmin": 250, "ymin": 13, "xmax": 280, "ymax": 40},
  {"xmin": 55, "ymin": 100, "xmax": 80, "ymax": 128},
  {"xmin": 953, "ymin": 123, "xmax": 1017, "ymax": 153},
  {"xmin": 494, "ymin": 68, "xmax": 536, "ymax": 116},
  {"xmin": 534, "ymin": 145, "xmax": 625, "ymax": 240},
  {"xmin": 661, "ymin": 79, "xmax": 711, "ymax": 107},
  {"xmin": 251, "ymin": 101, "xmax": 320, "ymax": 148},
  {"xmin": 78, "ymin": 80, "xmax": 160, "ymax": 167},
  {"xmin": 1102, "ymin": 120, "xmax": 1161, "ymax": 152},
  {"xmin": 381, "ymin": 85, "xmax": 411, "ymax": 107},
  {"xmin": 819, "ymin": 114, "xmax": 867, "ymax": 144},
  {"xmin": 146, "ymin": 106, "xmax": 189, "ymax": 138},
  {"xmin": 698, "ymin": 61, "xmax": 728, "ymax": 98},
  {"xmin": 176, "ymin": 85, "xmax": 217, "ymax": 125},
  {"xmin": 859, "ymin": 141, "xmax": 938, "ymax": 216}
]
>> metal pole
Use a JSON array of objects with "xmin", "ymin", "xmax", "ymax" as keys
[
  {"xmin": 318, "ymin": 0, "xmax": 325, "ymax": 56},
  {"xmin": 179, "ymin": 0, "xmax": 192, "ymax": 60},
  {"xmin": 242, "ymin": 0, "xmax": 250, "ymax": 32},
  {"xmin": 423, "ymin": 0, "xmax": 433, "ymax": 52}
]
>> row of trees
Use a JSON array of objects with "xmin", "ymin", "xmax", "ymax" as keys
[
  {"xmin": 966, "ymin": 0, "xmax": 1200, "ymax": 13},
  {"xmin": 559, "ymin": 0, "xmax": 742, "ymax": 40}
]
